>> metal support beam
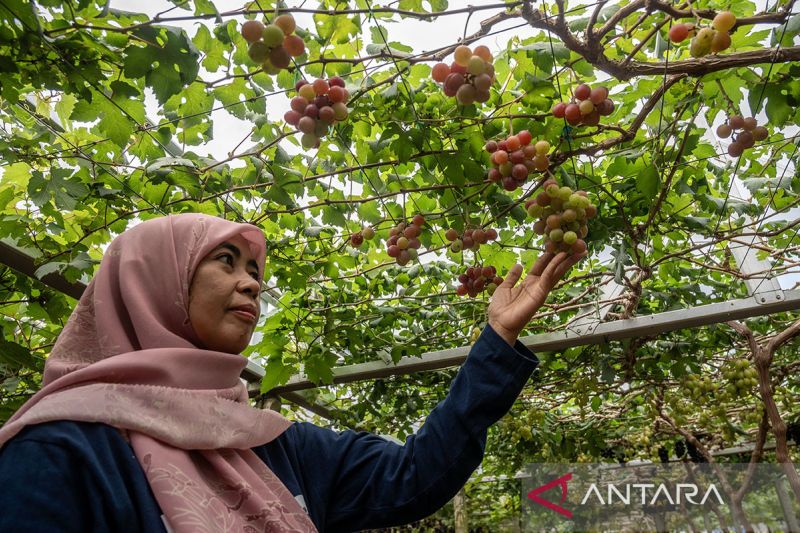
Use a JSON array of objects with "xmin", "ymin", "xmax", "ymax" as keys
[
  {"xmin": 269, "ymin": 289, "xmax": 800, "ymax": 393},
  {"xmin": 566, "ymin": 273, "xmax": 626, "ymax": 336}
]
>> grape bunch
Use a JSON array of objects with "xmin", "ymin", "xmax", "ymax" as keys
[
  {"xmin": 349, "ymin": 226, "xmax": 375, "ymax": 248},
  {"xmin": 241, "ymin": 15, "xmax": 305, "ymax": 74},
  {"xmin": 455, "ymin": 265, "xmax": 504, "ymax": 298},
  {"xmin": 484, "ymin": 130, "xmax": 550, "ymax": 192},
  {"xmin": 526, "ymin": 179, "xmax": 596, "ymax": 254},
  {"xmin": 431, "ymin": 45, "xmax": 495, "ymax": 105},
  {"xmin": 668, "ymin": 11, "xmax": 735, "ymax": 56},
  {"xmin": 386, "ymin": 215, "xmax": 425, "ymax": 266},
  {"xmin": 716, "ymin": 115, "xmax": 768, "ymax": 157},
  {"xmin": 551, "ymin": 84, "xmax": 614, "ymax": 127},
  {"xmin": 444, "ymin": 226, "xmax": 498, "ymax": 253},
  {"xmin": 721, "ymin": 359, "xmax": 758, "ymax": 398},
  {"xmin": 285, "ymin": 78, "xmax": 350, "ymax": 149}
]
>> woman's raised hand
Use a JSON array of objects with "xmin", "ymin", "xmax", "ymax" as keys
[{"xmin": 487, "ymin": 251, "xmax": 586, "ymax": 346}]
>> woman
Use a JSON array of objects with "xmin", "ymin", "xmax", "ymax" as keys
[{"xmin": 0, "ymin": 213, "xmax": 584, "ymax": 532}]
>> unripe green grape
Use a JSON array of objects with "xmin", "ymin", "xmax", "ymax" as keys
[
  {"xmin": 562, "ymin": 209, "xmax": 577, "ymax": 223},
  {"xmin": 558, "ymin": 186, "xmax": 573, "ymax": 202},
  {"xmin": 467, "ymin": 55, "xmax": 486, "ymax": 76},
  {"xmin": 549, "ymin": 229, "xmax": 564, "ymax": 242},
  {"xmin": 262, "ymin": 24, "xmax": 286, "ymax": 48},
  {"xmin": 546, "ymin": 184, "xmax": 560, "ymax": 197},
  {"xmin": 563, "ymin": 231, "xmax": 578, "ymax": 245},
  {"xmin": 450, "ymin": 239, "xmax": 463, "ymax": 252},
  {"xmin": 300, "ymin": 133, "xmax": 318, "ymax": 149},
  {"xmin": 248, "ymin": 41, "xmax": 271, "ymax": 63},
  {"xmin": 575, "ymin": 207, "xmax": 586, "ymax": 221},
  {"xmin": 407, "ymin": 248, "xmax": 418, "ymax": 260}
]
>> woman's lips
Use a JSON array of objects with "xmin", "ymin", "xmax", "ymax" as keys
[{"xmin": 230, "ymin": 309, "xmax": 256, "ymax": 323}]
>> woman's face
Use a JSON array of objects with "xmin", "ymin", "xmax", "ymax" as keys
[{"xmin": 188, "ymin": 233, "xmax": 262, "ymax": 354}]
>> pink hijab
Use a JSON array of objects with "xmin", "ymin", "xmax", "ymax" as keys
[{"xmin": 0, "ymin": 213, "xmax": 317, "ymax": 532}]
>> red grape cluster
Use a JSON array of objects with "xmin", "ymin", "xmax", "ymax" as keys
[
  {"xmin": 349, "ymin": 226, "xmax": 375, "ymax": 248},
  {"xmin": 716, "ymin": 115, "xmax": 768, "ymax": 157},
  {"xmin": 285, "ymin": 78, "xmax": 350, "ymax": 149},
  {"xmin": 444, "ymin": 227, "xmax": 498, "ymax": 253},
  {"xmin": 241, "ymin": 15, "xmax": 305, "ymax": 74},
  {"xmin": 386, "ymin": 215, "xmax": 425, "ymax": 266},
  {"xmin": 431, "ymin": 45, "xmax": 495, "ymax": 105},
  {"xmin": 456, "ymin": 265, "xmax": 504, "ymax": 298},
  {"xmin": 552, "ymin": 84, "xmax": 614, "ymax": 126},
  {"xmin": 484, "ymin": 131, "xmax": 550, "ymax": 192},
  {"xmin": 526, "ymin": 179, "xmax": 595, "ymax": 255},
  {"xmin": 669, "ymin": 12, "xmax": 735, "ymax": 56}
]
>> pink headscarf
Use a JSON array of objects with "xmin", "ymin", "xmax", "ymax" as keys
[{"xmin": 0, "ymin": 213, "xmax": 317, "ymax": 532}]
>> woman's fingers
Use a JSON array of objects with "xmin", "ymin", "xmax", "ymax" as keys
[
  {"xmin": 526, "ymin": 252, "xmax": 555, "ymax": 278},
  {"xmin": 536, "ymin": 252, "xmax": 571, "ymax": 288},
  {"xmin": 501, "ymin": 263, "xmax": 524, "ymax": 288}
]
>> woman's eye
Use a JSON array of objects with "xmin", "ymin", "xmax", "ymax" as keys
[
  {"xmin": 218, "ymin": 253, "xmax": 234, "ymax": 265},
  {"xmin": 250, "ymin": 272, "xmax": 260, "ymax": 281}
]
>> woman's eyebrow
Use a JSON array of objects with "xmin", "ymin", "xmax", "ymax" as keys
[{"xmin": 217, "ymin": 242, "xmax": 260, "ymax": 273}]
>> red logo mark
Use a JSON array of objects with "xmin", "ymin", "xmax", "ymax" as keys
[{"xmin": 527, "ymin": 472, "xmax": 573, "ymax": 519}]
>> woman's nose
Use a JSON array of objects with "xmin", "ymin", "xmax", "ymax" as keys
[{"xmin": 237, "ymin": 272, "xmax": 261, "ymax": 296}]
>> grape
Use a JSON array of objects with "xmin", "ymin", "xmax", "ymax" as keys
[
  {"xmin": 284, "ymin": 110, "xmax": 301, "ymax": 126},
  {"xmin": 729, "ymin": 115, "xmax": 745, "ymax": 129},
  {"xmin": 475, "ymin": 89, "xmax": 491, "ymax": 103},
  {"xmin": 362, "ymin": 227, "xmax": 376, "ymax": 240},
  {"xmin": 412, "ymin": 214, "xmax": 425, "ymax": 226},
  {"xmin": 432, "ymin": 62, "xmax": 450, "ymax": 83},
  {"xmin": 332, "ymin": 102, "xmax": 348, "ymax": 121},
  {"xmin": 737, "ymin": 130, "xmax": 754, "ymax": 148},
  {"xmin": 499, "ymin": 162, "xmax": 513, "ymax": 177},
  {"xmin": 248, "ymin": 42, "xmax": 271, "ymax": 63},
  {"xmin": 328, "ymin": 86, "xmax": 346, "ymax": 103},
  {"xmin": 446, "ymin": 228, "xmax": 459, "ymax": 241},
  {"xmin": 742, "ymin": 117, "xmax": 757, "ymax": 130},
  {"xmin": 522, "ymin": 144, "xmax": 536, "ymax": 159},
  {"xmin": 313, "ymin": 79, "xmax": 330, "ymax": 95},
  {"xmin": 454, "ymin": 45, "xmax": 472, "ymax": 66},
  {"xmin": 517, "ymin": 130, "xmax": 532, "ymax": 146},
  {"xmin": 486, "ymin": 228, "xmax": 498, "ymax": 240},
  {"xmin": 485, "ymin": 140, "xmax": 498, "ymax": 153},
  {"xmin": 300, "ymin": 133, "xmax": 318, "ymax": 149},
  {"xmin": 404, "ymin": 225, "xmax": 420, "ymax": 239},
  {"xmin": 589, "ymin": 86, "xmax": 609, "ymax": 105},
  {"xmin": 585, "ymin": 205, "xmax": 597, "ymax": 219},
  {"xmin": 534, "ymin": 140, "xmax": 550, "ymax": 156},
  {"xmin": 261, "ymin": 60, "xmax": 280, "ymax": 75},
  {"xmin": 241, "ymin": 20, "xmax": 266, "ymax": 43},
  {"xmin": 492, "ymin": 150, "xmax": 509, "ymax": 165},
  {"xmin": 512, "ymin": 164, "xmax": 528, "ymax": 180},
  {"xmin": 547, "ymin": 214, "xmax": 561, "ymax": 230},
  {"xmin": 298, "ymin": 116, "xmax": 315, "ymax": 134},
  {"xmin": 284, "ymin": 35, "xmax": 305, "ymax": 57},
  {"xmin": 319, "ymin": 106, "xmax": 335, "ymax": 123},
  {"xmin": 536, "ymin": 193, "xmax": 551, "ymax": 206},
  {"xmin": 497, "ymin": 141, "xmax": 508, "ymax": 151},
  {"xmin": 262, "ymin": 25, "xmax": 285, "ymax": 48},
  {"xmin": 450, "ymin": 240, "xmax": 463, "ymax": 253},
  {"xmin": 562, "ymin": 209, "xmax": 577, "ymax": 223},
  {"xmin": 575, "ymin": 84, "xmax": 591, "ymax": 100},
  {"xmin": 350, "ymin": 233, "xmax": 364, "ymax": 247},
  {"xmin": 468, "ymin": 56, "xmax": 486, "ymax": 76},
  {"xmin": 582, "ymin": 109, "xmax": 601, "ymax": 126},
  {"xmin": 546, "ymin": 184, "xmax": 560, "ymax": 197},
  {"xmin": 668, "ymin": 23, "xmax": 689, "ymax": 43},
  {"xmin": 450, "ymin": 62, "xmax": 467, "ymax": 75},
  {"xmin": 545, "ymin": 240, "xmax": 559, "ymax": 254},
  {"xmin": 558, "ymin": 186, "xmax": 573, "ymax": 201},
  {"xmin": 407, "ymin": 248, "xmax": 419, "ymax": 259},
  {"xmin": 397, "ymin": 250, "xmax": 411, "ymax": 266},
  {"xmin": 328, "ymin": 76, "xmax": 346, "ymax": 88},
  {"xmin": 550, "ymin": 229, "xmax": 564, "ymax": 242},
  {"xmin": 552, "ymin": 102, "xmax": 567, "ymax": 118},
  {"xmin": 532, "ymin": 155, "xmax": 549, "ymax": 172},
  {"xmin": 487, "ymin": 168, "xmax": 501, "ymax": 182},
  {"xmin": 299, "ymin": 84, "xmax": 315, "ymax": 101},
  {"xmin": 712, "ymin": 11, "xmax": 736, "ymax": 32},
  {"xmin": 506, "ymin": 135, "xmax": 521, "ymax": 151},
  {"xmin": 456, "ymin": 84, "xmax": 477, "ymax": 105},
  {"xmin": 752, "ymin": 126, "xmax": 768, "ymax": 141},
  {"xmin": 579, "ymin": 100, "xmax": 595, "ymax": 115},
  {"xmin": 690, "ymin": 36, "xmax": 711, "ymax": 58},
  {"xmin": 695, "ymin": 27, "xmax": 715, "ymax": 46},
  {"xmin": 290, "ymin": 96, "xmax": 308, "ymax": 113},
  {"xmin": 510, "ymin": 150, "xmax": 526, "ymax": 164},
  {"xmin": 710, "ymin": 31, "xmax": 731, "ymax": 53},
  {"xmin": 716, "ymin": 124, "xmax": 732, "ymax": 138},
  {"xmin": 533, "ymin": 220, "xmax": 547, "ymax": 235},
  {"xmin": 597, "ymin": 99, "xmax": 614, "ymax": 116},
  {"xmin": 269, "ymin": 46, "xmax": 291, "ymax": 69},
  {"xmin": 473, "ymin": 45, "xmax": 493, "ymax": 62},
  {"xmin": 444, "ymin": 73, "xmax": 465, "ymax": 94},
  {"xmin": 565, "ymin": 104, "xmax": 582, "ymax": 124},
  {"xmin": 563, "ymin": 231, "xmax": 578, "ymax": 245},
  {"xmin": 473, "ymin": 229, "xmax": 487, "ymax": 244},
  {"xmin": 727, "ymin": 141, "xmax": 744, "ymax": 157},
  {"xmin": 502, "ymin": 176, "xmax": 517, "ymax": 191},
  {"xmin": 473, "ymin": 73, "xmax": 492, "ymax": 92},
  {"xmin": 274, "ymin": 14, "xmax": 296, "ymax": 35},
  {"xmin": 313, "ymin": 95, "xmax": 329, "ymax": 108},
  {"xmin": 304, "ymin": 104, "xmax": 319, "ymax": 118}
]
